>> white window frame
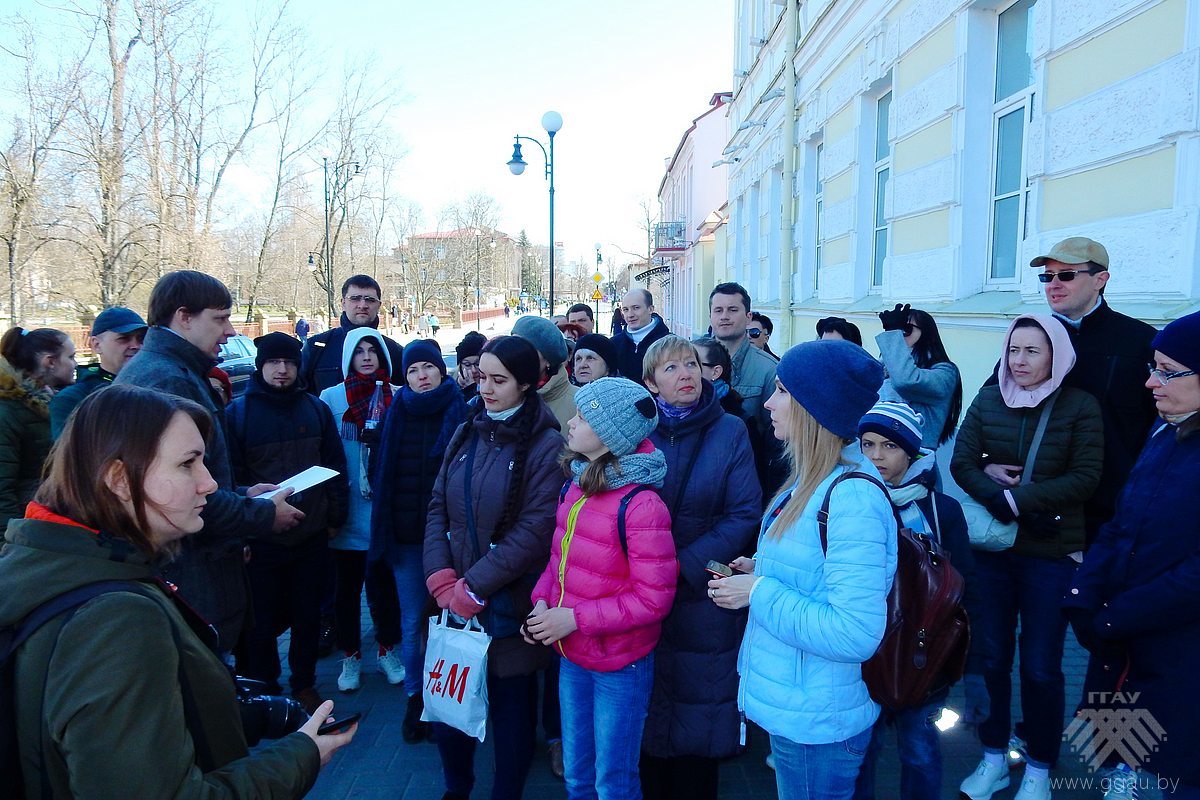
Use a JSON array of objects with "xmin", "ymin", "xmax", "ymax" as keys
[
  {"xmin": 872, "ymin": 91, "xmax": 893, "ymax": 290},
  {"xmin": 986, "ymin": 0, "xmax": 1036, "ymax": 285},
  {"xmin": 814, "ymin": 141, "xmax": 825, "ymax": 284}
]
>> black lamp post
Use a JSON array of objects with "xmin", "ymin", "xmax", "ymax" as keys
[{"xmin": 322, "ymin": 157, "xmax": 361, "ymax": 321}]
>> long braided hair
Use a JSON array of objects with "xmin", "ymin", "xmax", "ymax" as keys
[{"xmin": 443, "ymin": 335, "xmax": 544, "ymax": 540}]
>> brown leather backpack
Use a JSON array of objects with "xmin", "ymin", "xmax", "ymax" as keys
[{"xmin": 817, "ymin": 471, "xmax": 970, "ymax": 711}]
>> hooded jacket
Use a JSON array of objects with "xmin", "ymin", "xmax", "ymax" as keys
[
  {"xmin": 952, "ymin": 315, "xmax": 1105, "ymax": 558},
  {"xmin": 318, "ymin": 327, "xmax": 399, "ymax": 552},
  {"xmin": 0, "ymin": 510, "xmax": 319, "ymax": 798},
  {"xmin": 0, "ymin": 359, "xmax": 52, "ymax": 530},
  {"xmin": 113, "ymin": 327, "xmax": 275, "ymax": 650},
  {"xmin": 300, "ymin": 312, "xmax": 404, "ymax": 396},
  {"xmin": 642, "ymin": 380, "xmax": 762, "ymax": 758},
  {"xmin": 424, "ymin": 396, "xmax": 563, "ymax": 678},
  {"xmin": 531, "ymin": 441, "xmax": 678, "ymax": 672}
]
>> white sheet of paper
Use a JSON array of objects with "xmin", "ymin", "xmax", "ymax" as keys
[{"xmin": 256, "ymin": 466, "xmax": 340, "ymax": 500}]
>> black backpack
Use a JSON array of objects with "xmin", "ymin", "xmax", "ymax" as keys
[
  {"xmin": 815, "ymin": 471, "xmax": 970, "ymax": 711},
  {"xmin": 0, "ymin": 581, "xmax": 165, "ymax": 799},
  {"xmin": 558, "ymin": 481, "xmax": 655, "ymax": 555}
]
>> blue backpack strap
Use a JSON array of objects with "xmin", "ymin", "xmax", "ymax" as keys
[
  {"xmin": 617, "ymin": 485, "xmax": 654, "ymax": 556},
  {"xmin": 559, "ymin": 479, "xmax": 572, "ymax": 506}
]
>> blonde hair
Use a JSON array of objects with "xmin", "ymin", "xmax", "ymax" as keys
[
  {"xmin": 766, "ymin": 400, "xmax": 850, "ymax": 538},
  {"xmin": 642, "ymin": 335, "xmax": 700, "ymax": 385}
]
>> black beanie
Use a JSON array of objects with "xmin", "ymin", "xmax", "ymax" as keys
[
  {"xmin": 574, "ymin": 334, "xmax": 618, "ymax": 377},
  {"xmin": 455, "ymin": 331, "xmax": 487, "ymax": 362},
  {"xmin": 403, "ymin": 338, "xmax": 447, "ymax": 377},
  {"xmin": 254, "ymin": 331, "xmax": 302, "ymax": 371}
]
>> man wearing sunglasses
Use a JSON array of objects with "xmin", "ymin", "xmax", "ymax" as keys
[{"xmin": 1029, "ymin": 237, "xmax": 1157, "ymax": 543}]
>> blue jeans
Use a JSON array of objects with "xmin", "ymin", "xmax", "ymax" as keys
[
  {"xmin": 770, "ymin": 726, "xmax": 873, "ymax": 800},
  {"xmin": 852, "ymin": 702, "xmax": 941, "ymax": 800},
  {"xmin": 435, "ymin": 671, "xmax": 538, "ymax": 800},
  {"xmin": 973, "ymin": 551, "xmax": 1076, "ymax": 768},
  {"xmin": 389, "ymin": 545, "xmax": 427, "ymax": 697},
  {"xmin": 559, "ymin": 653, "xmax": 654, "ymax": 800}
]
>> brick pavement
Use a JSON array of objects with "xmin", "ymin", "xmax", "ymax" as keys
[{"xmin": 277, "ymin": 604, "xmax": 1131, "ymax": 799}]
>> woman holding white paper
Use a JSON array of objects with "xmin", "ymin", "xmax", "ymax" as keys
[{"xmin": 319, "ymin": 328, "xmax": 400, "ymax": 694}]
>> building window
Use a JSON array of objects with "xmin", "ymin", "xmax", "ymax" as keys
[
  {"xmin": 872, "ymin": 91, "xmax": 892, "ymax": 288},
  {"xmin": 988, "ymin": 0, "xmax": 1036, "ymax": 281},
  {"xmin": 815, "ymin": 141, "xmax": 825, "ymax": 278}
]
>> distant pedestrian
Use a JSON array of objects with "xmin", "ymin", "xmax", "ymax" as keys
[
  {"xmin": 504, "ymin": 304, "xmax": 511, "ymax": 319},
  {"xmin": 611, "ymin": 306, "xmax": 626, "ymax": 337},
  {"xmin": 528, "ymin": 377, "xmax": 677, "ymax": 800},
  {"xmin": 875, "ymin": 303, "xmax": 962, "ymax": 449},
  {"xmin": 429, "ymin": 313, "xmax": 441, "ymax": 337},
  {"xmin": 370, "ymin": 338, "xmax": 468, "ymax": 743},
  {"xmin": 295, "ymin": 316, "xmax": 310, "ymax": 343},
  {"xmin": 49, "ymin": 306, "xmax": 146, "ymax": 439},
  {"xmin": 0, "ymin": 326, "xmax": 76, "ymax": 529},
  {"xmin": 227, "ymin": 332, "xmax": 349, "ymax": 714}
]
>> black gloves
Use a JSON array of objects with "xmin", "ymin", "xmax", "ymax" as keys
[
  {"xmin": 879, "ymin": 303, "xmax": 911, "ymax": 332},
  {"xmin": 984, "ymin": 491, "xmax": 1017, "ymax": 524}
]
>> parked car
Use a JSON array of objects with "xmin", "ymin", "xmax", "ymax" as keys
[{"xmin": 217, "ymin": 334, "xmax": 258, "ymax": 397}]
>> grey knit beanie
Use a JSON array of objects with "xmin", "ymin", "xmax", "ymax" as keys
[
  {"xmin": 574, "ymin": 377, "xmax": 658, "ymax": 457},
  {"xmin": 512, "ymin": 315, "xmax": 569, "ymax": 370}
]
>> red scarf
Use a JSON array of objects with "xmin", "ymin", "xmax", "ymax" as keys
[{"xmin": 343, "ymin": 368, "xmax": 392, "ymax": 431}]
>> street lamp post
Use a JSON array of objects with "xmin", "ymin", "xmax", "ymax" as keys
[
  {"xmin": 322, "ymin": 156, "xmax": 361, "ymax": 321},
  {"xmin": 507, "ymin": 111, "xmax": 561, "ymax": 315}
]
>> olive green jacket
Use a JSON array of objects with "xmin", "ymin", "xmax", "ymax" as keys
[
  {"xmin": 0, "ymin": 515, "xmax": 320, "ymax": 799},
  {"xmin": 0, "ymin": 360, "xmax": 52, "ymax": 529}
]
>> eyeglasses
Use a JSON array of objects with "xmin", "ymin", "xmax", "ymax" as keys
[
  {"xmin": 748, "ymin": 328, "xmax": 763, "ymax": 339},
  {"xmin": 1148, "ymin": 364, "xmax": 1197, "ymax": 386},
  {"xmin": 1037, "ymin": 268, "xmax": 1103, "ymax": 284},
  {"xmin": 346, "ymin": 294, "xmax": 381, "ymax": 304},
  {"xmin": 903, "ymin": 323, "xmax": 922, "ymax": 336},
  {"xmin": 461, "ymin": 359, "xmax": 481, "ymax": 371}
]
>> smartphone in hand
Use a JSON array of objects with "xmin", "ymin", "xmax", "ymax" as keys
[
  {"xmin": 317, "ymin": 712, "xmax": 362, "ymax": 736},
  {"xmin": 705, "ymin": 560, "xmax": 734, "ymax": 579}
]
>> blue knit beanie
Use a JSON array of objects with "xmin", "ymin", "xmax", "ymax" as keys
[
  {"xmin": 776, "ymin": 340, "xmax": 884, "ymax": 439},
  {"xmin": 859, "ymin": 401, "xmax": 925, "ymax": 458},
  {"xmin": 1152, "ymin": 311, "xmax": 1200, "ymax": 372},
  {"xmin": 574, "ymin": 377, "xmax": 658, "ymax": 457},
  {"xmin": 402, "ymin": 338, "xmax": 446, "ymax": 377}
]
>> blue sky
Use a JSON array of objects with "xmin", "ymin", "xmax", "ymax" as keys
[{"xmin": 4, "ymin": 0, "xmax": 733, "ymax": 268}]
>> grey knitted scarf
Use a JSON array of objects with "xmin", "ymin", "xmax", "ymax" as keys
[{"xmin": 571, "ymin": 448, "xmax": 668, "ymax": 491}]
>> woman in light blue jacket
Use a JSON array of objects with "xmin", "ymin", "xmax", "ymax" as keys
[{"xmin": 709, "ymin": 339, "xmax": 898, "ymax": 800}]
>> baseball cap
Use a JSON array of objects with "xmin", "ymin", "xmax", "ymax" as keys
[
  {"xmin": 91, "ymin": 307, "xmax": 148, "ymax": 336},
  {"xmin": 1029, "ymin": 237, "xmax": 1109, "ymax": 270}
]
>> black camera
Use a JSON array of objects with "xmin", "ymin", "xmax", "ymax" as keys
[{"xmin": 234, "ymin": 677, "xmax": 306, "ymax": 746}]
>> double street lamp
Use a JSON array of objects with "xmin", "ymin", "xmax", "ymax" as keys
[
  {"xmin": 507, "ymin": 111, "xmax": 561, "ymax": 314},
  {"xmin": 317, "ymin": 157, "xmax": 361, "ymax": 321}
]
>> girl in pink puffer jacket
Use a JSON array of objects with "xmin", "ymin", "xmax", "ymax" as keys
[{"xmin": 527, "ymin": 377, "xmax": 677, "ymax": 800}]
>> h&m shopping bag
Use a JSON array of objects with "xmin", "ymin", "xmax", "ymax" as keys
[{"xmin": 421, "ymin": 610, "xmax": 491, "ymax": 741}]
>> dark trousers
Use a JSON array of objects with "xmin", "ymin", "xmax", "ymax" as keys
[
  {"xmin": 541, "ymin": 657, "xmax": 562, "ymax": 741},
  {"xmin": 332, "ymin": 550, "xmax": 402, "ymax": 655},
  {"xmin": 241, "ymin": 536, "xmax": 326, "ymax": 692},
  {"xmin": 974, "ymin": 550, "xmax": 1077, "ymax": 768},
  {"xmin": 640, "ymin": 754, "xmax": 720, "ymax": 800},
  {"xmin": 435, "ymin": 672, "xmax": 538, "ymax": 800},
  {"xmin": 365, "ymin": 556, "xmax": 401, "ymax": 648}
]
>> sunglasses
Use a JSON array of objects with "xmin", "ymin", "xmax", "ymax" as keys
[
  {"xmin": 1037, "ymin": 268, "xmax": 1103, "ymax": 284},
  {"xmin": 902, "ymin": 323, "xmax": 921, "ymax": 336},
  {"xmin": 748, "ymin": 328, "xmax": 763, "ymax": 339}
]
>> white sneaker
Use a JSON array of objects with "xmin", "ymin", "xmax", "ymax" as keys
[
  {"xmin": 765, "ymin": 751, "xmax": 775, "ymax": 770},
  {"xmin": 1013, "ymin": 770, "xmax": 1051, "ymax": 800},
  {"xmin": 1102, "ymin": 764, "xmax": 1139, "ymax": 800},
  {"xmin": 337, "ymin": 654, "xmax": 362, "ymax": 692},
  {"xmin": 377, "ymin": 647, "xmax": 405, "ymax": 685},
  {"xmin": 960, "ymin": 760, "xmax": 1011, "ymax": 800}
]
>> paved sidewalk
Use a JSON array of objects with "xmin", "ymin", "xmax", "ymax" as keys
[{"xmin": 281, "ymin": 604, "xmax": 1118, "ymax": 799}]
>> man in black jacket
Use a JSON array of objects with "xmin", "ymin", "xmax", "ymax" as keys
[
  {"xmin": 115, "ymin": 271, "xmax": 304, "ymax": 654},
  {"xmin": 228, "ymin": 332, "xmax": 349, "ymax": 712},
  {"xmin": 1029, "ymin": 237, "xmax": 1158, "ymax": 543},
  {"xmin": 611, "ymin": 288, "xmax": 669, "ymax": 384}
]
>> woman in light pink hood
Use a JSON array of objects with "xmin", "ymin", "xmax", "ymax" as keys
[{"xmin": 951, "ymin": 314, "xmax": 1104, "ymax": 800}]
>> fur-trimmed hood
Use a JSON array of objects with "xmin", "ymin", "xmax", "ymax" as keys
[{"xmin": 0, "ymin": 358, "xmax": 52, "ymax": 419}]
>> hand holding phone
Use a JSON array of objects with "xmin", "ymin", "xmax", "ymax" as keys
[
  {"xmin": 705, "ymin": 560, "xmax": 734, "ymax": 579},
  {"xmin": 317, "ymin": 712, "xmax": 362, "ymax": 736}
]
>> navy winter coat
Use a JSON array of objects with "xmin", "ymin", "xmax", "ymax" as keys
[
  {"xmin": 643, "ymin": 380, "xmax": 762, "ymax": 759},
  {"xmin": 300, "ymin": 314, "xmax": 405, "ymax": 395},
  {"xmin": 1065, "ymin": 421, "xmax": 1200, "ymax": 784}
]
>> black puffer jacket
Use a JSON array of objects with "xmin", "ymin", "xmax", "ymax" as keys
[
  {"xmin": 643, "ymin": 381, "xmax": 762, "ymax": 759},
  {"xmin": 951, "ymin": 385, "xmax": 1104, "ymax": 558},
  {"xmin": 226, "ymin": 374, "xmax": 349, "ymax": 546}
]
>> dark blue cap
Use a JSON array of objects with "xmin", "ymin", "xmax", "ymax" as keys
[{"xmin": 91, "ymin": 307, "xmax": 147, "ymax": 336}]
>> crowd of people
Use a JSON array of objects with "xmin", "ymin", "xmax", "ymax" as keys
[{"xmin": 0, "ymin": 233, "xmax": 1198, "ymax": 800}]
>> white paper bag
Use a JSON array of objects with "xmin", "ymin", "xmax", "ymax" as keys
[{"xmin": 420, "ymin": 610, "xmax": 491, "ymax": 741}]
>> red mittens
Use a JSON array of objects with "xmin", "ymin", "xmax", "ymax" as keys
[
  {"xmin": 449, "ymin": 578, "xmax": 485, "ymax": 620},
  {"xmin": 426, "ymin": 568, "xmax": 457, "ymax": 609}
]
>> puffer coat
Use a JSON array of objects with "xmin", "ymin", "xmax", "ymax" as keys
[
  {"xmin": 0, "ymin": 359, "xmax": 52, "ymax": 529},
  {"xmin": 424, "ymin": 396, "xmax": 564, "ymax": 677},
  {"xmin": 642, "ymin": 381, "xmax": 762, "ymax": 759},
  {"xmin": 531, "ymin": 445, "xmax": 677, "ymax": 672},
  {"xmin": 951, "ymin": 384, "xmax": 1104, "ymax": 558}
]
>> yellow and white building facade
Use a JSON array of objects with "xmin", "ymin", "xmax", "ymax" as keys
[{"xmin": 728, "ymin": 0, "xmax": 1199, "ymax": 390}]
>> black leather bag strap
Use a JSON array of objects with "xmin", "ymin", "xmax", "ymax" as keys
[{"xmin": 817, "ymin": 471, "xmax": 897, "ymax": 554}]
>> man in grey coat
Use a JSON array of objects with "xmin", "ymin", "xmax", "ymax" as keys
[{"xmin": 115, "ymin": 271, "xmax": 303, "ymax": 653}]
